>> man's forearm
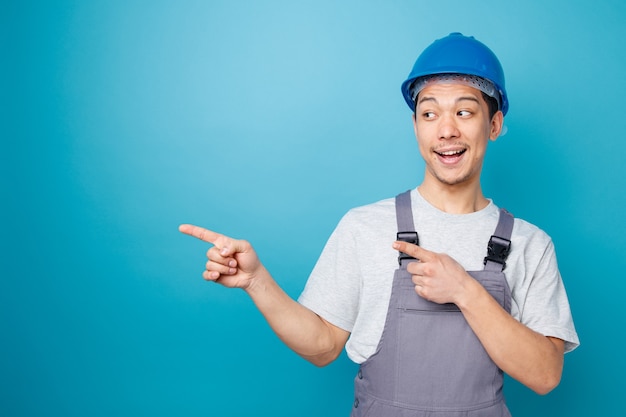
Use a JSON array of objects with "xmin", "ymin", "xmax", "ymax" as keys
[
  {"xmin": 244, "ymin": 266, "xmax": 349, "ymax": 366},
  {"xmin": 458, "ymin": 278, "xmax": 564, "ymax": 394}
]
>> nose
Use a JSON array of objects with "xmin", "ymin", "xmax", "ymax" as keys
[{"xmin": 438, "ymin": 114, "xmax": 460, "ymax": 140}]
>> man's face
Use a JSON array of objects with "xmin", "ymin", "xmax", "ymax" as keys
[{"xmin": 412, "ymin": 82, "xmax": 503, "ymax": 188}]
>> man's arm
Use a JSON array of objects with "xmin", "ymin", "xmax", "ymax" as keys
[
  {"xmin": 179, "ymin": 224, "xmax": 350, "ymax": 366},
  {"xmin": 393, "ymin": 240, "xmax": 564, "ymax": 394},
  {"xmin": 456, "ymin": 280, "xmax": 564, "ymax": 394}
]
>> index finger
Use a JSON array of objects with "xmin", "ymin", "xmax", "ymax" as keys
[
  {"xmin": 179, "ymin": 224, "xmax": 221, "ymax": 244},
  {"xmin": 392, "ymin": 240, "xmax": 435, "ymax": 262}
]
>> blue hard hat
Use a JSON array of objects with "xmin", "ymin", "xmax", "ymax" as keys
[{"xmin": 401, "ymin": 33, "xmax": 508, "ymax": 115}]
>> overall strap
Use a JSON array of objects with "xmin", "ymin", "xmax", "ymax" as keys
[
  {"xmin": 483, "ymin": 208, "xmax": 514, "ymax": 272},
  {"xmin": 395, "ymin": 190, "xmax": 419, "ymax": 266}
]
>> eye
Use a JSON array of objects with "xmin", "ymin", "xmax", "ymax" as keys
[
  {"xmin": 457, "ymin": 110, "xmax": 472, "ymax": 117},
  {"xmin": 422, "ymin": 111, "xmax": 436, "ymax": 120}
]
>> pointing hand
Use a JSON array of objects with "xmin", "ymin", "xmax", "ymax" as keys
[
  {"xmin": 179, "ymin": 224, "xmax": 263, "ymax": 289},
  {"xmin": 393, "ymin": 240, "xmax": 472, "ymax": 305}
]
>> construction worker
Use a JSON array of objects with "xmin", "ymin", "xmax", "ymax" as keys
[{"xmin": 180, "ymin": 32, "xmax": 579, "ymax": 416}]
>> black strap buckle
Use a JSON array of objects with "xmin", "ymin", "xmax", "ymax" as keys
[
  {"xmin": 483, "ymin": 235, "xmax": 511, "ymax": 269},
  {"xmin": 397, "ymin": 231, "xmax": 419, "ymax": 265}
]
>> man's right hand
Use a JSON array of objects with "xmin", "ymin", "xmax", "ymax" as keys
[
  {"xmin": 179, "ymin": 224, "xmax": 263, "ymax": 290},
  {"xmin": 179, "ymin": 223, "xmax": 349, "ymax": 366}
]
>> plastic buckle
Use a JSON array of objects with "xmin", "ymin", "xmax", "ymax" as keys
[
  {"xmin": 397, "ymin": 231, "xmax": 419, "ymax": 265},
  {"xmin": 483, "ymin": 235, "xmax": 511, "ymax": 269}
]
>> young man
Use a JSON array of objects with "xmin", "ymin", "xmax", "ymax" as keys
[{"xmin": 180, "ymin": 33, "xmax": 579, "ymax": 416}]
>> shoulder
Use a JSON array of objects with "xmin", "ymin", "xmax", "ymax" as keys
[
  {"xmin": 339, "ymin": 195, "xmax": 396, "ymax": 229},
  {"xmin": 328, "ymin": 195, "xmax": 399, "ymax": 257},
  {"xmin": 506, "ymin": 214, "xmax": 559, "ymax": 285},
  {"xmin": 511, "ymin": 216, "xmax": 554, "ymax": 251}
]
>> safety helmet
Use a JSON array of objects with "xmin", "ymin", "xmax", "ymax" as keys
[{"xmin": 401, "ymin": 32, "xmax": 508, "ymax": 115}]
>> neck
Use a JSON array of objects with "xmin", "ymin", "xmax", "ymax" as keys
[{"xmin": 417, "ymin": 180, "xmax": 489, "ymax": 214}]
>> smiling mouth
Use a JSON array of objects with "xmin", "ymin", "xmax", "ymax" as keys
[
  {"xmin": 436, "ymin": 149, "xmax": 466, "ymax": 157},
  {"xmin": 435, "ymin": 149, "xmax": 467, "ymax": 162}
]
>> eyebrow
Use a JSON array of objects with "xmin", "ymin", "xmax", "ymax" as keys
[{"xmin": 417, "ymin": 95, "xmax": 481, "ymax": 106}]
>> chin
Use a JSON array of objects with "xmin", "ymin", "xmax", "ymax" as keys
[{"xmin": 433, "ymin": 173, "xmax": 473, "ymax": 186}]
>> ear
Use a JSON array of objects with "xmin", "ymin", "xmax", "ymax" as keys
[
  {"xmin": 489, "ymin": 110, "xmax": 504, "ymax": 141},
  {"xmin": 412, "ymin": 112, "xmax": 419, "ymax": 139}
]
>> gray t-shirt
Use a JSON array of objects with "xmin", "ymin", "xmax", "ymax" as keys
[{"xmin": 298, "ymin": 189, "xmax": 580, "ymax": 364}]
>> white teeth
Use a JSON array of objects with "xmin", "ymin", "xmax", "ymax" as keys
[{"xmin": 439, "ymin": 150, "xmax": 463, "ymax": 156}]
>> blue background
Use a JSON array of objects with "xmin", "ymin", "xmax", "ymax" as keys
[{"xmin": 3, "ymin": 0, "xmax": 625, "ymax": 415}]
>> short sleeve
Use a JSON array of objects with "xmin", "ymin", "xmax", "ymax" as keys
[
  {"xmin": 518, "ymin": 239, "xmax": 580, "ymax": 353},
  {"xmin": 297, "ymin": 213, "xmax": 362, "ymax": 332}
]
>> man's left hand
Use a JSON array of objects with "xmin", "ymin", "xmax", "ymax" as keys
[{"xmin": 392, "ymin": 240, "xmax": 474, "ymax": 305}]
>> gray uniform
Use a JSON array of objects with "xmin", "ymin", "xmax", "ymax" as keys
[
  {"xmin": 351, "ymin": 191, "xmax": 513, "ymax": 416},
  {"xmin": 299, "ymin": 189, "xmax": 579, "ymax": 364}
]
